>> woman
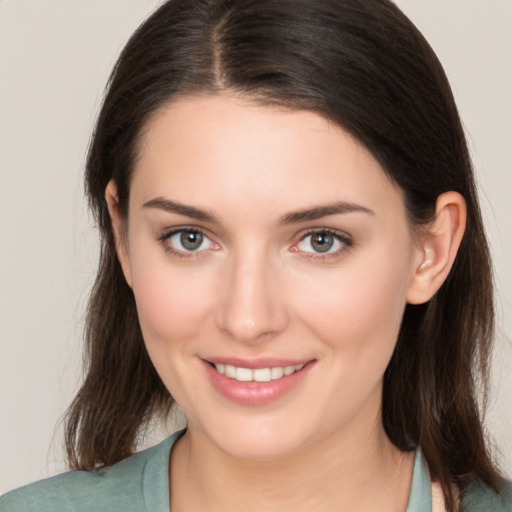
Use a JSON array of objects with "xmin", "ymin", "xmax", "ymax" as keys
[{"xmin": 1, "ymin": 0, "xmax": 510, "ymax": 511}]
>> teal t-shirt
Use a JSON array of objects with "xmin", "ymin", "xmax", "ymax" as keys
[{"xmin": 1, "ymin": 430, "xmax": 511, "ymax": 511}]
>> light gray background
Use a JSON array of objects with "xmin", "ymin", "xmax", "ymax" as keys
[{"xmin": 1, "ymin": 0, "xmax": 511, "ymax": 494}]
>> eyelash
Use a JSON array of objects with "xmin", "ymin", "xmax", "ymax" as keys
[
  {"xmin": 293, "ymin": 228, "xmax": 353, "ymax": 261},
  {"xmin": 157, "ymin": 227, "xmax": 353, "ymax": 261},
  {"xmin": 158, "ymin": 227, "xmax": 215, "ymax": 260}
]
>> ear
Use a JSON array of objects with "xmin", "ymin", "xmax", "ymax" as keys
[
  {"xmin": 406, "ymin": 191, "xmax": 467, "ymax": 305},
  {"xmin": 105, "ymin": 180, "xmax": 133, "ymax": 288}
]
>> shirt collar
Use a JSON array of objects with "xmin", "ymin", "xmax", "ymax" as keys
[
  {"xmin": 406, "ymin": 450, "xmax": 432, "ymax": 512},
  {"xmin": 143, "ymin": 432, "xmax": 432, "ymax": 512}
]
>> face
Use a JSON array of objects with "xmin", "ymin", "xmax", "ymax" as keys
[{"xmin": 113, "ymin": 95, "xmax": 424, "ymax": 460}]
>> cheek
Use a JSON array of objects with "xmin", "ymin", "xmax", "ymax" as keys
[
  {"xmin": 129, "ymin": 253, "xmax": 220, "ymax": 406},
  {"xmin": 285, "ymin": 247, "xmax": 412, "ymax": 430},
  {"xmin": 129, "ymin": 249, "xmax": 215, "ymax": 351},
  {"xmin": 292, "ymin": 245, "xmax": 411, "ymax": 364}
]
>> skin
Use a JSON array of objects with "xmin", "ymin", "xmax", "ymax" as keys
[{"xmin": 106, "ymin": 94, "xmax": 466, "ymax": 511}]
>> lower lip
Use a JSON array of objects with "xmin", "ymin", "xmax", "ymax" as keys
[{"xmin": 202, "ymin": 360, "xmax": 314, "ymax": 406}]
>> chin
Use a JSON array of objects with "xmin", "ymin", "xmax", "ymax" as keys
[
  {"xmin": 217, "ymin": 434, "xmax": 304, "ymax": 461},
  {"xmin": 195, "ymin": 414, "xmax": 314, "ymax": 461}
]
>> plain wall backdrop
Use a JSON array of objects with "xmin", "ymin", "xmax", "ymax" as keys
[{"xmin": 1, "ymin": 0, "xmax": 511, "ymax": 494}]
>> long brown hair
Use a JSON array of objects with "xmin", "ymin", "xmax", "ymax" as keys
[{"xmin": 66, "ymin": 1, "xmax": 503, "ymax": 509}]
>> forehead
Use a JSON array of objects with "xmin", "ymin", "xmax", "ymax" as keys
[{"xmin": 131, "ymin": 94, "xmax": 404, "ymax": 223}]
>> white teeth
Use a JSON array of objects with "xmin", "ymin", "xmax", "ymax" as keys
[
  {"xmin": 235, "ymin": 367, "xmax": 253, "ymax": 382},
  {"xmin": 253, "ymin": 368, "xmax": 272, "ymax": 382},
  {"xmin": 271, "ymin": 366, "xmax": 284, "ymax": 380},
  {"xmin": 213, "ymin": 363, "xmax": 305, "ymax": 382},
  {"xmin": 284, "ymin": 365, "xmax": 295, "ymax": 376}
]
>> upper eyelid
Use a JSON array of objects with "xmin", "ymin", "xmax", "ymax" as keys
[
  {"xmin": 158, "ymin": 226, "xmax": 215, "ymax": 248},
  {"xmin": 293, "ymin": 228, "xmax": 353, "ymax": 256},
  {"xmin": 297, "ymin": 227, "xmax": 352, "ymax": 241},
  {"xmin": 157, "ymin": 226, "xmax": 352, "ymax": 249},
  {"xmin": 159, "ymin": 227, "xmax": 217, "ymax": 259},
  {"xmin": 159, "ymin": 225, "xmax": 211, "ymax": 239}
]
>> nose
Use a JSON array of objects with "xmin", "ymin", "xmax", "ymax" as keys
[{"xmin": 215, "ymin": 252, "xmax": 289, "ymax": 344}]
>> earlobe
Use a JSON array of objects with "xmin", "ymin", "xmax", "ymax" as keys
[
  {"xmin": 105, "ymin": 180, "xmax": 133, "ymax": 288},
  {"xmin": 406, "ymin": 191, "xmax": 467, "ymax": 305}
]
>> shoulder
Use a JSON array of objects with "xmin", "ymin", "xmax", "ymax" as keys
[
  {"xmin": 0, "ymin": 432, "xmax": 180, "ymax": 512},
  {"xmin": 462, "ymin": 479, "xmax": 512, "ymax": 512}
]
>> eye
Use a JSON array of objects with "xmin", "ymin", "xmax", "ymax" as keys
[
  {"xmin": 295, "ymin": 230, "xmax": 351, "ymax": 255},
  {"xmin": 162, "ymin": 228, "xmax": 218, "ymax": 255}
]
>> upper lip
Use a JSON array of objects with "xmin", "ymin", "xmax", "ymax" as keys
[{"xmin": 203, "ymin": 357, "xmax": 314, "ymax": 369}]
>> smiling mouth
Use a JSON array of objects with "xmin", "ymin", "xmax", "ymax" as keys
[{"xmin": 210, "ymin": 363, "xmax": 305, "ymax": 382}]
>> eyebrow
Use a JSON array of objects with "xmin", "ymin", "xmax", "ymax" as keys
[
  {"xmin": 279, "ymin": 202, "xmax": 374, "ymax": 224},
  {"xmin": 142, "ymin": 197, "xmax": 374, "ymax": 225},
  {"xmin": 142, "ymin": 198, "xmax": 219, "ymax": 223}
]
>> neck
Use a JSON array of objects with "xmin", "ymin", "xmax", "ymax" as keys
[{"xmin": 170, "ymin": 410, "xmax": 414, "ymax": 512}]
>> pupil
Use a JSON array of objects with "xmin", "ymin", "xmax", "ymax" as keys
[
  {"xmin": 181, "ymin": 232, "xmax": 203, "ymax": 251},
  {"xmin": 312, "ymin": 233, "xmax": 333, "ymax": 253}
]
